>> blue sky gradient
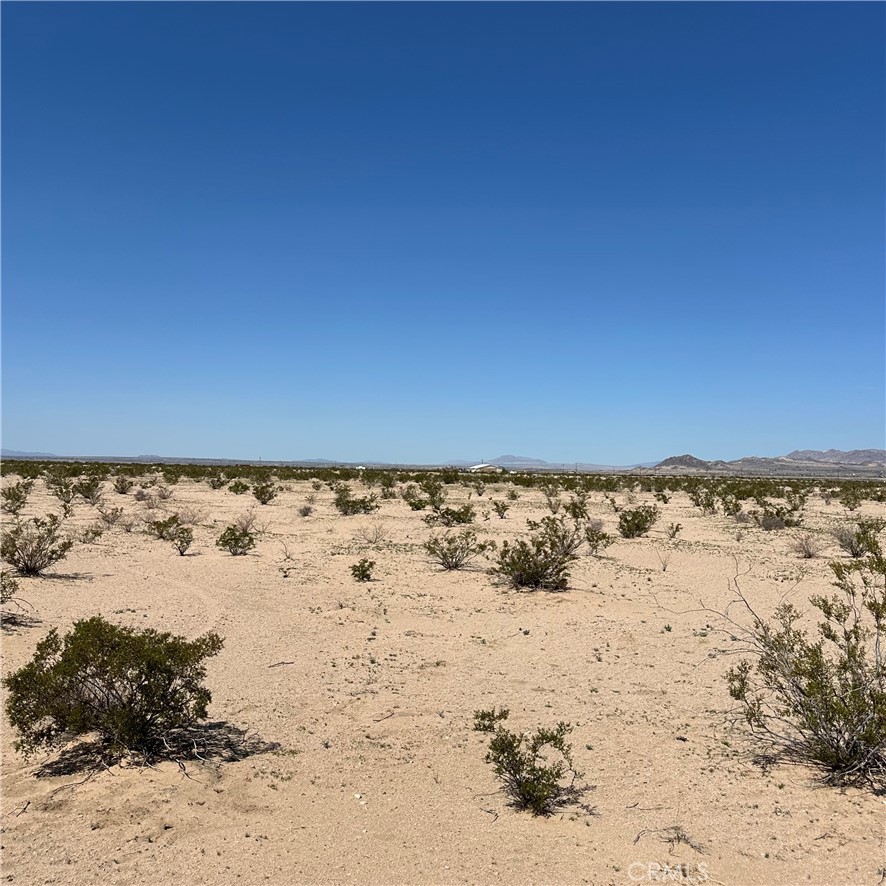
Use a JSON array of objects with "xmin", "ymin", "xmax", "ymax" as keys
[{"xmin": 3, "ymin": 2, "xmax": 883, "ymax": 464}]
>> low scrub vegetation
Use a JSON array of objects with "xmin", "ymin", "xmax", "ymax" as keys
[
  {"xmin": 216, "ymin": 525, "xmax": 256, "ymax": 556},
  {"xmin": 4, "ymin": 616, "xmax": 223, "ymax": 758},
  {"xmin": 493, "ymin": 517, "xmax": 582, "ymax": 590},
  {"xmin": 726, "ymin": 553, "xmax": 886, "ymax": 790},
  {"xmin": 617, "ymin": 505, "xmax": 659, "ymax": 538},
  {"xmin": 473, "ymin": 707, "xmax": 582, "ymax": 815},
  {"xmin": 425, "ymin": 529, "xmax": 494, "ymax": 570},
  {"xmin": 1, "ymin": 515, "xmax": 74, "ymax": 576}
]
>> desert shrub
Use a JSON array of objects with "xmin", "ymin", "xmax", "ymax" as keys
[
  {"xmin": 1, "ymin": 515, "xmax": 74, "ymax": 576},
  {"xmin": 832, "ymin": 519, "xmax": 884, "ymax": 559},
  {"xmin": 133, "ymin": 487, "xmax": 150, "ymax": 502},
  {"xmin": 492, "ymin": 501, "xmax": 510, "ymax": 519},
  {"xmin": 78, "ymin": 524, "xmax": 104, "ymax": 544},
  {"xmin": 155, "ymin": 485, "xmax": 173, "ymax": 502},
  {"xmin": 751, "ymin": 503, "xmax": 801, "ymax": 531},
  {"xmin": 333, "ymin": 485, "xmax": 378, "ymax": 515},
  {"xmin": 418, "ymin": 477, "xmax": 446, "ymax": 508},
  {"xmin": 654, "ymin": 491, "xmax": 671, "ymax": 504},
  {"xmin": 1, "ymin": 569, "xmax": 20, "ymax": 605},
  {"xmin": 113, "ymin": 476, "xmax": 134, "ymax": 495},
  {"xmin": 4, "ymin": 616, "xmax": 223, "ymax": 758},
  {"xmin": 96, "ymin": 505, "xmax": 124, "ymax": 528},
  {"xmin": 119, "ymin": 515, "xmax": 137, "ymax": 533},
  {"xmin": 171, "ymin": 527, "xmax": 193, "ymax": 556},
  {"xmin": 216, "ymin": 525, "xmax": 255, "ymax": 556},
  {"xmin": 425, "ymin": 530, "xmax": 494, "ymax": 570},
  {"xmin": 719, "ymin": 493, "xmax": 742, "ymax": 517},
  {"xmin": 689, "ymin": 487, "xmax": 717, "ymax": 515},
  {"xmin": 401, "ymin": 484, "xmax": 430, "ymax": 510},
  {"xmin": 506, "ymin": 489, "xmax": 519, "ymax": 502},
  {"xmin": 146, "ymin": 515, "xmax": 182, "ymax": 541},
  {"xmin": 473, "ymin": 708, "xmax": 581, "ymax": 815},
  {"xmin": 207, "ymin": 475, "xmax": 228, "ymax": 490},
  {"xmin": 45, "ymin": 475, "xmax": 76, "ymax": 516},
  {"xmin": 789, "ymin": 532, "xmax": 824, "ymax": 560},
  {"xmin": 252, "ymin": 481, "xmax": 279, "ymax": 505},
  {"xmin": 667, "ymin": 522, "xmax": 682, "ymax": 540},
  {"xmin": 564, "ymin": 496, "xmax": 588, "ymax": 521},
  {"xmin": 74, "ymin": 476, "xmax": 103, "ymax": 506},
  {"xmin": 839, "ymin": 487, "xmax": 863, "ymax": 512},
  {"xmin": 423, "ymin": 504, "xmax": 475, "ymax": 527},
  {"xmin": 358, "ymin": 522, "xmax": 391, "ymax": 545},
  {"xmin": 726, "ymin": 554, "xmax": 886, "ymax": 790},
  {"xmin": 350, "ymin": 558, "xmax": 375, "ymax": 582},
  {"xmin": 298, "ymin": 505, "xmax": 313, "ymax": 518},
  {"xmin": 493, "ymin": 518, "xmax": 582, "ymax": 590},
  {"xmin": 229, "ymin": 480, "xmax": 250, "ymax": 495},
  {"xmin": 175, "ymin": 507, "xmax": 202, "ymax": 527},
  {"xmin": 617, "ymin": 505, "xmax": 660, "ymax": 538},
  {"xmin": 584, "ymin": 519, "xmax": 613, "ymax": 556},
  {"xmin": 311, "ymin": 480, "xmax": 323, "ymax": 491},
  {"xmin": 1, "ymin": 480, "xmax": 33, "ymax": 516}
]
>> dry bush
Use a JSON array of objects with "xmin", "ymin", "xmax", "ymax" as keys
[
  {"xmin": 358, "ymin": 522, "xmax": 391, "ymax": 545},
  {"xmin": 789, "ymin": 532, "xmax": 824, "ymax": 560},
  {"xmin": 175, "ymin": 507, "xmax": 204, "ymax": 527}
]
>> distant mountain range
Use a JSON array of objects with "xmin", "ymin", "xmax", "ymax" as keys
[
  {"xmin": 654, "ymin": 449, "xmax": 885, "ymax": 477},
  {"xmin": 1, "ymin": 448, "xmax": 883, "ymax": 476}
]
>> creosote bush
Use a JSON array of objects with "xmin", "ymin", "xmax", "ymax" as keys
[
  {"xmin": 172, "ymin": 527, "xmax": 193, "ymax": 556},
  {"xmin": 113, "ymin": 476, "xmax": 134, "ymax": 495},
  {"xmin": 74, "ymin": 476, "xmax": 103, "ymax": 506},
  {"xmin": 216, "ymin": 525, "xmax": 256, "ymax": 556},
  {"xmin": 493, "ymin": 517, "xmax": 582, "ymax": 590},
  {"xmin": 726, "ymin": 553, "xmax": 886, "ymax": 790},
  {"xmin": 2, "ymin": 480, "xmax": 33, "ymax": 516},
  {"xmin": 252, "ymin": 481, "xmax": 279, "ymax": 505},
  {"xmin": 1, "ymin": 515, "xmax": 74, "ymax": 576},
  {"xmin": 473, "ymin": 708, "xmax": 582, "ymax": 815},
  {"xmin": 617, "ymin": 505, "xmax": 660, "ymax": 538},
  {"xmin": 425, "ymin": 529, "xmax": 494, "ymax": 570},
  {"xmin": 146, "ymin": 515, "xmax": 182, "ymax": 541},
  {"xmin": 228, "ymin": 480, "xmax": 250, "ymax": 495},
  {"xmin": 832, "ymin": 519, "xmax": 884, "ymax": 559},
  {"xmin": 583, "ymin": 519, "xmax": 613, "ymax": 556},
  {"xmin": 422, "ymin": 504, "xmax": 475, "ymax": 527},
  {"xmin": 350, "ymin": 558, "xmax": 375, "ymax": 581},
  {"xmin": 333, "ymin": 485, "xmax": 378, "ymax": 515},
  {"xmin": 45, "ymin": 475, "xmax": 76, "ymax": 517},
  {"xmin": 4, "ymin": 616, "xmax": 223, "ymax": 758}
]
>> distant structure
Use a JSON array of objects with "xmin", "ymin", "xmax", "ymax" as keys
[{"xmin": 468, "ymin": 463, "xmax": 506, "ymax": 474}]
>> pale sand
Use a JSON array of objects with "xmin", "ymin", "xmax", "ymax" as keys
[{"xmin": 2, "ymin": 478, "xmax": 883, "ymax": 885}]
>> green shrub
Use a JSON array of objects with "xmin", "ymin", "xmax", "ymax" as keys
[
  {"xmin": 207, "ymin": 475, "xmax": 228, "ymax": 490},
  {"xmin": 492, "ymin": 501, "xmax": 510, "ymax": 519},
  {"xmin": 401, "ymin": 484, "xmax": 430, "ymax": 510},
  {"xmin": 146, "ymin": 515, "xmax": 181, "ymax": 541},
  {"xmin": 617, "ymin": 505, "xmax": 659, "ymax": 538},
  {"xmin": 1, "ymin": 480, "xmax": 33, "ymax": 516},
  {"xmin": 252, "ymin": 481, "xmax": 279, "ymax": 505},
  {"xmin": 216, "ymin": 525, "xmax": 256, "ymax": 556},
  {"xmin": 298, "ymin": 505, "xmax": 313, "ymax": 517},
  {"xmin": 4, "ymin": 616, "xmax": 223, "ymax": 758},
  {"xmin": 350, "ymin": 558, "xmax": 375, "ymax": 581},
  {"xmin": 493, "ymin": 518, "xmax": 582, "ymax": 590},
  {"xmin": 423, "ymin": 504, "xmax": 475, "ymax": 527},
  {"xmin": 171, "ymin": 527, "xmax": 193, "ymax": 556},
  {"xmin": 584, "ymin": 519, "xmax": 613, "ymax": 556},
  {"xmin": 1, "ymin": 515, "xmax": 74, "ymax": 576},
  {"xmin": 473, "ymin": 708, "xmax": 582, "ymax": 815},
  {"xmin": 1, "ymin": 569, "xmax": 20, "ymax": 605},
  {"xmin": 113, "ymin": 476, "xmax": 134, "ymax": 495},
  {"xmin": 229, "ymin": 480, "xmax": 250, "ymax": 495},
  {"xmin": 45, "ymin": 474, "xmax": 76, "ymax": 517},
  {"xmin": 333, "ymin": 485, "xmax": 378, "ymax": 515},
  {"xmin": 425, "ymin": 530, "xmax": 494, "ymax": 570},
  {"xmin": 726, "ymin": 554, "xmax": 886, "ymax": 790},
  {"xmin": 74, "ymin": 476, "xmax": 103, "ymax": 506},
  {"xmin": 832, "ymin": 519, "xmax": 884, "ymax": 559},
  {"xmin": 667, "ymin": 522, "xmax": 682, "ymax": 540}
]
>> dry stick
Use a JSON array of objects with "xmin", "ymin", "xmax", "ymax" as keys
[{"xmin": 268, "ymin": 661, "xmax": 295, "ymax": 668}]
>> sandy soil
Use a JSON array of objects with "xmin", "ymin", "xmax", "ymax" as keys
[{"xmin": 1, "ymin": 476, "xmax": 883, "ymax": 886}]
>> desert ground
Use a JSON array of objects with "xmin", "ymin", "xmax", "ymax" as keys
[{"xmin": 1, "ymin": 472, "xmax": 883, "ymax": 886}]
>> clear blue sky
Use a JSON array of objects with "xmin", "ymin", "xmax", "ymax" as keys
[{"xmin": 3, "ymin": 2, "xmax": 883, "ymax": 464}]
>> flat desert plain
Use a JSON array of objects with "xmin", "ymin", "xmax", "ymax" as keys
[{"xmin": 2, "ymin": 475, "xmax": 883, "ymax": 886}]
